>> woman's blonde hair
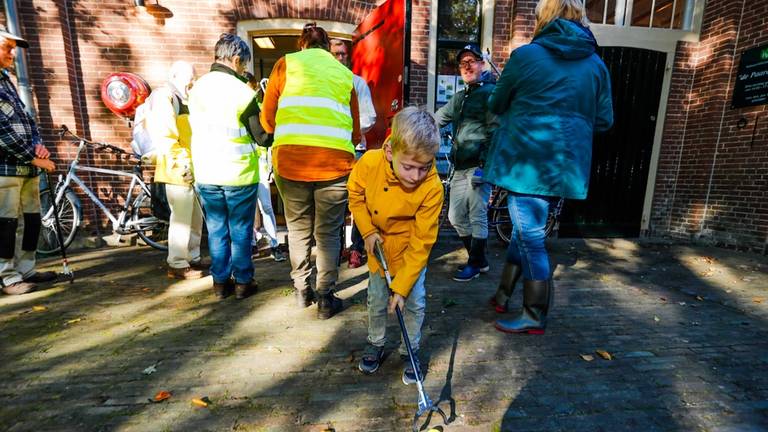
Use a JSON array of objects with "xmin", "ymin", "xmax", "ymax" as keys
[
  {"xmin": 533, "ymin": 0, "xmax": 589, "ymax": 36},
  {"xmin": 389, "ymin": 106, "xmax": 440, "ymax": 159}
]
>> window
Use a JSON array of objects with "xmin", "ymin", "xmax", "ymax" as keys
[
  {"xmin": 586, "ymin": 0, "xmax": 620, "ymax": 25},
  {"xmin": 586, "ymin": 0, "xmax": 696, "ymax": 30},
  {"xmin": 435, "ymin": 0, "xmax": 481, "ymax": 110},
  {"xmin": 438, "ymin": 0, "xmax": 480, "ymax": 42}
]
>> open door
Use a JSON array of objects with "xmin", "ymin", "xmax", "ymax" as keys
[{"xmin": 351, "ymin": 0, "xmax": 410, "ymax": 149}]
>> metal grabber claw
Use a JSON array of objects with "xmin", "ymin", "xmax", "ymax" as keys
[{"xmin": 372, "ymin": 241, "xmax": 448, "ymax": 431}]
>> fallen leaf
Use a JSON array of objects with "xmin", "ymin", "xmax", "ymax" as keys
[
  {"xmin": 654, "ymin": 316, "xmax": 660, "ymax": 322},
  {"xmin": 580, "ymin": 354, "xmax": 594, "ymax": 362},
  {"xmin": 659, "ymin": 297, "xmax": 667, "ymax": 302},
  {"xmin": 753, "ymin": 297, "xmax": 764, "ymax": 304},
  {"xmin": 32, "ymin": 305, "xmax": 47, "ymax": 312},
  {"xmin": 142, "ymin": 287, "xmax": 151, "ymax": 292},
  {"xmin": 595, "ymin": 350, "xmax": 613, "ymax": 360},
  {"xmin": 678, "ymin": 302, "xmax": 687, "ymax": 306},
  {"xmin": 143, "ymin": 365, "xmax": 157, "ymax": 375},
  {"xmin": 191, "ymin": 397, "xmax": 209, "ymax": 408},
  {"xmin": 153, "ymin": 391, "xmax": 171, "ymax": 402},
  {"xmin": 65, "ymin": 318, "xmax": 82, "ymax": 325},
  {"xmin": 696, "ymin": 295, "xmax": 704, "ymax": 301}
]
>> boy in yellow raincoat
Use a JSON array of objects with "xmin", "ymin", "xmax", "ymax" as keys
[{"xmin": 348, "ymin": 106, "xmax": 444, "ymax": 385}]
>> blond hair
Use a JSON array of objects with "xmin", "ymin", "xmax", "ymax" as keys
[
  {"xmin": 533, "ymin": 0, "xmax": 589, "ymax": 36},
  {"xmin": 389, "ymin": 106, "xmax": 440, "ymax": 159}
]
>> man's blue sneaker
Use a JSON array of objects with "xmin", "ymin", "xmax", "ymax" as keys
[
  {"xmin": 358, "ymin": 344, "xmax": 385, "ymax": 374},
  {"xmin": 453, "ymin": 265, "xmax": 481, "ymax": 282},
  {"xmin": 401, "ymin": 353, "xmax": 423, "ymax": 385}
]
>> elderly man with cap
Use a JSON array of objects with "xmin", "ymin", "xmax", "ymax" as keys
[
  {"xmin": 0, "ymin": 25, "xmax": 57, "ymax": 295},
  {"xmin": 435, "ymin": 43, "xmax": 498, "ymax": 282},
  {"xmin": 144, "ymin": 60, "xmax": 204, "ymax": 280}
]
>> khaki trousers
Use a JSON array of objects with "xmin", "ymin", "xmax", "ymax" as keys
[
  {"xmin": 274, "ymin": 174, "xmax": 348, "ymax": 295},
  {"xmin": 165, "ymin": 183, "xmax": 204, "ymax": 269},
  {"xmin": 0, "ymin": 175, "xmax": 41, "ymax": 286}
]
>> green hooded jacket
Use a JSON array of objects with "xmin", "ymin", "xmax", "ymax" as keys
[{"xmin": 435, "ymin": 71, "xmax": 499, "ymax": 170}]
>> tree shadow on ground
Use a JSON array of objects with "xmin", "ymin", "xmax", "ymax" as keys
[{"xmin": 498, "ymin": 239, "xmax": 768, "ymax": 432}]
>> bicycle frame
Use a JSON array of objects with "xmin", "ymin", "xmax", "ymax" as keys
[{"xmin": 46, "ymin": 139, "xmax": 152, "ymax": 234}]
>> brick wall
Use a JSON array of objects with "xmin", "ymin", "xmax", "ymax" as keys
[{"xmin": 651, "ymin": 0, "xmax": 768, "ymax": 251}]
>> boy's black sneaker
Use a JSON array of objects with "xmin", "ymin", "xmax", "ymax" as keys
[
  {"xmin": 271, "ymin": 247, "xmax": 287, "ymax": 262},
  {"xmin": 358, "ymin": 344, "xmax": 385, "ymax": 374},
  {"xmin": 401, "ymin": 352, "xmax": 423, "ymax": 385}
]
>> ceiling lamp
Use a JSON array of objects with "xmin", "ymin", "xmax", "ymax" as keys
[{"xmin": 254, "ymin": 37, "xmax": 276, "ymax": 49}]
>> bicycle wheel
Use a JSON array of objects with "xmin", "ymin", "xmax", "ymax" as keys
[
  {"xmin": 38, "ymin": 188, "xmax": 81, "ymax": 255},
  {"xmin": 492, "ymin": 192, "xmax": 560, "ymax": 245},
  {"xmin": 131, "ymin": 192, "xmax": 168, "ymax": 251},
  {"xmin": 491, "ymin": 189, "xmax": 512, "ymax": 245}
]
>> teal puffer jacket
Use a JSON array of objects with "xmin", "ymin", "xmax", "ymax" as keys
[{"xmin": 485, "ymin": 19, "xmax": 614, "ymax": 199}]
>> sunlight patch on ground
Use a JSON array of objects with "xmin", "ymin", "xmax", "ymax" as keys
[{"xmin": 0, "ymin": 286, "xmax": 66, "ymax": 308}]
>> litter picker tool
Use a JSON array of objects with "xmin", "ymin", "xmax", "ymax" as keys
[
  {"xmin": 373, "ymin": 241, "xmax": 448, "ymax": 432},
  {"xmin": 44, "ymin": 171, "xmax": 74, "ymax": 283}
]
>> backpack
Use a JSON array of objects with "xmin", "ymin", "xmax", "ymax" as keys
[{"xmin": 130, "ymin": 90, "xmax": 182, "ymax": 159}]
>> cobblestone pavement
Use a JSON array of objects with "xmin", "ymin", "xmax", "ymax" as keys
[{"xmin": 1, "ymin": 236, "xmax": 766, "ymax": 432}]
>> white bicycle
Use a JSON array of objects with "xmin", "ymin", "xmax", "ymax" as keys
[{"xmin": 37, "ymin": 125, "xmax": 169, "ymax": 254}]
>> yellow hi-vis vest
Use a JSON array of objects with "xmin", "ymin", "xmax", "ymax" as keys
[
  {"xmin": 188, "ymin": 70, "xmax": 259, "ymax": 186},
  {"xmin": 274, "ymin": 48, "xmax": 354, "ymax": 154},
  {"xmin": 149, "ymin": 86, "xmax": 192, "ymax": 186}
]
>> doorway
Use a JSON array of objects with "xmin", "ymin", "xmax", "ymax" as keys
[
  {"xmin": 250, "ymin": 35, "xmax": 299, "ymax": 81},
  {"xmin": 558, "ymin": 47, "xmax": 667, "ymax": 237}
]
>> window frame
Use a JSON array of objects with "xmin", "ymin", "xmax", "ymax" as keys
[{"xmin": 587, "ymin": 0, "xmax": 706, "ymax": 31}]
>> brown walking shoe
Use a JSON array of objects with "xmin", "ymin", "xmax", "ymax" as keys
[
  {"xmin": 23, "ymin": 271, "xmax": 58, "ymax": 283},
  {"xmin": 167, "ymin": 266, "xmax": 204, "ymax": 280},
  {"xmin": 213, "ymin": 279, "xmax": 234, "ymax": 300},
  {"xmin": 2, "ymin": 281, "xmax": 37, "ymax": 295},
  {"xmin": 235, "ymin": 281, "xmax": 258, "ymax": 300}
]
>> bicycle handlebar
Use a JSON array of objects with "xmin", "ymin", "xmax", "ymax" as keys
[{"xmin": 58, "ymin": 125, "xmax": 132, "ymax": 156}]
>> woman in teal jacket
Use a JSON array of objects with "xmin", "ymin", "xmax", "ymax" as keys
[{"xmin": 486, "ymin": 0, "xmax": 613, "ymax": 334}]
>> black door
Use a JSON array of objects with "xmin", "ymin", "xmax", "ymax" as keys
[{"xmin": 558, "ymin": 47, "xmax": 666, "ymax": 237}]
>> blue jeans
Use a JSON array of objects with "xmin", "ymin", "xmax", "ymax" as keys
[
  {"xmin": 506, "ymin": 192, "xmax": 554, "ymax": 280},
  {"xmin": 367, "ymin": 268, "xmax": 427, "ymax": 356},
  {"xmin": 196, "ymin": 183, "xmax": 258, "ymax": 284}
]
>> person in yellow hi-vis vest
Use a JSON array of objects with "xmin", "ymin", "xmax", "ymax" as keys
[
  {"xmin": 145, "ymin": 61, "xmax": 204, "ymax": 281},
  {"xmin": 188, "ymin": 34, "xmax": 262, "ymax": 301},
  {"xmin": 261, "ymin": 23, "xmax": 361, "ymax": 320}
]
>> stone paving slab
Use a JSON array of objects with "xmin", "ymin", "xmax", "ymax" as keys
[{"xmin": 0, "ymin": 237, "xmax": 766, "ymax": 431}]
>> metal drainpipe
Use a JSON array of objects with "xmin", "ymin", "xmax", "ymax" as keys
[{"xmin": 4, "ymin": 0, "xmax": 35, "ymax": 118}]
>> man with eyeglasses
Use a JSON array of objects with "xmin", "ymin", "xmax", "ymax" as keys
[{"xmin": 435, "ymin": 43, "xmax": 498, "ymax": 282}]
